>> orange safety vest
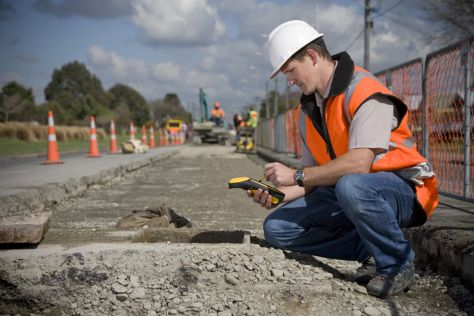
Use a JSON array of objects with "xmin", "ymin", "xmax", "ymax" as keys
[
  {"xmin": 211, "ymin": 108, "xmax": 225, "ymax": 118},
  {"xmin": 298, "ymin": 52, "xmax": 438, "ymax": 223}
]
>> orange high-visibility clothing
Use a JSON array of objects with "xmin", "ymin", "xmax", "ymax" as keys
[
  {"xmin": 298, "ymin": 52, "xmax": 438, "ymax": 224},
  {"xmin": 211, "ymin": 108, "xmax": 225, "ymax": 118}
]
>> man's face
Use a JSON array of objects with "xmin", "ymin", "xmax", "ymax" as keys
[{"xmin": 281, "ymin": 55, "xmax": 315, "ymax": 95}]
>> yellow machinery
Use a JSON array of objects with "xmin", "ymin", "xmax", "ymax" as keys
[
  {"xmin": 165, "ymin": 119, "xmax": 183, "ymax": 134},
  {"xmin": 235, "ymin": 127, "xmax": 255, "ymax": 154}
]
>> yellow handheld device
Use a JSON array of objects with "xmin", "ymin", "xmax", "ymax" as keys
[{"xmin": 228, "ymin": 177, "xmax": 285, "ymax": 206}]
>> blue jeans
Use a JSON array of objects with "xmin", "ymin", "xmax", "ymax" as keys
[{"xmin": 263, "ymin": 172, "xmax": 416, "ymax": 275}]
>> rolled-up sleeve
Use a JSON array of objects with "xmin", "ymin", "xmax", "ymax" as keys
[{"xmin": 348, "ymin": 95, "xmax": 397, "ymax": 151}]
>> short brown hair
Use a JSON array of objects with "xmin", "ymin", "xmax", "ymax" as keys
[{"xmin": 292, "ymin": 37, "xmax": 331, "ymax": 62}]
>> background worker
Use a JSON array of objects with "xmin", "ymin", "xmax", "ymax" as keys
[
  {"xmin": 233, "ymin": 113, "xmax": 245, "ymax": 131},
  {"xmin": 249, "ymin": 20, "xmax": 438, "ymax": 298},
  {"xmin": 246, "ymin": 107, "xmax": 258, "ymax": 128},
  {"xmin": 210, "ymin": 101, "xmax": 225, "ymax": 127}
]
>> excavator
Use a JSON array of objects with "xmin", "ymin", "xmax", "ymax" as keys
[{"xmin": 192, "ymin": 88, "xmax": 231, "ymax": 145}]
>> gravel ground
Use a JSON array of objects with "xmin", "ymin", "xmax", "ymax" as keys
[{"xmin": 0, "ymin": 145, "xmax": 473, "ymax": 315}]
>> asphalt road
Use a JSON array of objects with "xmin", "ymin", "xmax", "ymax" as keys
[{"xmin": 0, "ymin": 147, "xmax": 179, "ymax": 197}]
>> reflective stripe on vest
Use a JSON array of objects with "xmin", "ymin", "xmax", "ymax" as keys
[{"xmin": 298, "ymin": 66, "xmax": 438, "ymax": 218}]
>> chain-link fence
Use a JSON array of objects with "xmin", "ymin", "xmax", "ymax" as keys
[
  {"xmin": 423, "ymin": 39, "xmax": 473, "ymax": 200},
  {"xmin": 256, "ymin": 37, "xmax": 473, "ymax": 201},
  {"xmin": 375, "ymin": 59, "xmax": 424, "ymax": 157}
]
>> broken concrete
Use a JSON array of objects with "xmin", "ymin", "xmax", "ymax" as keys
[{"xmin": 0, "ymin": 212, "xmax": 51, "ymax": 244}]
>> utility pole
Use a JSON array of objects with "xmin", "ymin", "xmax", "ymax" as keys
[
  {"xmin": 273, "ymin": 77, "xmax": 278, "ymax": 117},
  {"xmin": 364, "ymin": 0, "xmax": 372, "ymax": 70},
  {"xmin": 265, "ymin": 80, "xmax": 269, "ymax": 119}
]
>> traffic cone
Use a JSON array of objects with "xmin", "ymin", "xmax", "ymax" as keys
[
  {"xmin": 164, "ymin": 129, "xmax": 169, "ymax": 146},
  {"xmin": 87, "ymin": 116, "xmax": 101, "ymax": 158},
  {"xmin": 149, "ymin": 126, "xmax": 156, "ymax": 148},
  {"xmin": 141, "ymin": 125, "xmax": 147, "ymax": 145},
  {"xmin": 109, "ymin": 120, "xmax": 119, "ymax": 154},
  {"xmin": 129, "ymin": 121, "xmax": 135, "ymax": 140},
  {"xmin": 160, "ymin": 128, "xmax": 166, "ymax": 146},
  {"xmin": 42, "ymin": 111, "xmax": 64, "ymax": 165}
]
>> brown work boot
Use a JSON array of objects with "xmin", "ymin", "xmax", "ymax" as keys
[
  {"xmin": 366, "ymin": 261, "xmax": 415, "ymax": 298},
  {"xmin": 354, "ymin": 257, "xmax": 376, "ymax": 285}
]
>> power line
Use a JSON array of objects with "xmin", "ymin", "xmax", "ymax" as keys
[
  {"xmin": 373, "ymin": 0, "xmax": 405, "ymax": 19},
  {"xmin": 345, "ymin": 0, "xmax": 406, "ymax": 53},
  {"xmin": 345, "ymin": 28, "xmax": 365, "ymax": 51}
]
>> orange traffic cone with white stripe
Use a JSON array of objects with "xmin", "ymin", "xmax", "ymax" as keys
[
  {"xmin": 87, "ymin": 116, "xmax": 101, "ymax": 158},
  {"xmin": 129, "ymin": 121, "xmax": 135, "ymax": 140},
  {"xmin": 158, "ymin": 128, "xmax": 164, "ymax": 146},
  {"xmin": 141, "ymin": 125, "xmax": 147, "ymax": 145},
  {"xmin": 109, "ymin": 120, "xmax": 119, "ymax": 154},
  {"xmin": 42, "ymin": 111, "xmax": 64, "ymax": 165},
  {"xmin": 149, "ymin": 126, "xmax": 156, "ymax": 148}
]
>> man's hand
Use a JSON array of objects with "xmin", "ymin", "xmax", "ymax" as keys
[
  {"xmin": 247, "ymin": 189, "xmax": 273, "ymax": 209},
  {"xmin": 264, "ymin": 162, "xmax": 296, "ymax": 187}
]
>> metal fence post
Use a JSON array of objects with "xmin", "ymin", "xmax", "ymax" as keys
[
  {"xmin": 461, "ymin": 41, "xmax": 472, "ymax": 198},
  {"xmin": 421, "ymin": 60, "xmax": 429, "ymax": 160}
]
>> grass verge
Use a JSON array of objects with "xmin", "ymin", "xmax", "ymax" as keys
[{"xmin": 0, "ymin": 134, "xmax": 136, "ymax": 157}]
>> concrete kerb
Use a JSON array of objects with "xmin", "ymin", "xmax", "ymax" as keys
[
  {"xmin": 0, "ymin": 150, "xmax": 178, "ymax": 218},
  {"xmin": 255, "ymin": 146, "xmax": 474, "ymax": 290}
]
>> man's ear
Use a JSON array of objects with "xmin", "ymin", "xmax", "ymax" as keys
[{"xmin": 306, "ymin": 49, "xmax": 319, "ymax": 66}]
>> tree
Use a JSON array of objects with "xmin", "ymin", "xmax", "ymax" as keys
[
  {"xmin": 423, "ymin": 1, "xmax": 474, "ymax": 43},
  {"xmin": 44, "ymin": 61, "xmax": 110, "ymax": 124},
  {"xmin": 0, "ymin": 81, "xmax": 36, "ymax": 122},
  {"xmin": 150, "ymin": 93, "xmax": 192, "ymax": 127},
  {"xmin": 109, "ymin": 84, "xmax": 150, "ymax": 127},
  {"xmin": 0, "ymin": 94, "xmax": 25, "ymax": 122}
]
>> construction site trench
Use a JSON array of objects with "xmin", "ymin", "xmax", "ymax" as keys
[{"xmin": 0, "ymin": 145, "xmax": 473, "ymax": 316}]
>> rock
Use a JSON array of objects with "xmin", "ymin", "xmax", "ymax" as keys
[
  {"xmin": 129, "ymin": 276, "xmax": 140, "ymax": 288},
  {"xmin": 206, "ymin": 264, "xmax": 216, "ymax": 272},
  {"xmin": 225, "ymin": 273, "xmax": 239, "ymax": 285},
  {"xmin": 117, "ymin": 275, "xmax": 129, "ymax": 286},
  {"xmin": 116, "ymin": 293, "xmax": 128, "ymax": 302},
  {"xmin": 363, "ymin": 306, "xmax": 381, "ymax": 316},
  {"xmin": 378, "ymin": 307, "xmax": 392, "ymax": 316},
  {"xmin": 191, "ymin": 302, "xmax": 204, "ymax": 311},
  {"xmin": 111, "ymin": 283, "xmax": 128, "ymax": 294},
  {"xmin": 244, "ymin": 262, "xmax": 254, "ymax": 271},
  {"xmin": 212, "ymin": 304, "xmax": 224, "ymax": 312},
  {"xmin": 130, "ymin": 287, "xmax": 146, "ymax": 300}
]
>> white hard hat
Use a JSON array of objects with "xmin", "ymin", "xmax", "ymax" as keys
[{"xmin": 268, "ymin": 20, "xmax": 323, "ymax": 79}]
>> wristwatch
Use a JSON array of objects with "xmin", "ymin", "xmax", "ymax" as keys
[{"xmin": 294, "ymin": 169, "xmax": 305, "ymax": 187}]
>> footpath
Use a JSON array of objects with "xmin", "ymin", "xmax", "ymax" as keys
[
  {"xmin": 256, "ymin": 147, "xmax": 474, "ymax": 291},
  {"xmin": 0, "ymin": 146, "xmax": 179, "ymax": 243}
]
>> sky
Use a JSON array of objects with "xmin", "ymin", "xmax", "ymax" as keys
[{"xmin": 0, "ymin": 0, "xmax": 443, "ymax": 119}]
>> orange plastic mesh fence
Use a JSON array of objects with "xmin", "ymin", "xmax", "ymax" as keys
[
  {"xmin": 389, "ymin": 61, "xmax": 423, "ymax": 153},
  {"xmin": 285, "ymin": 109, "xmax": 301, "ymax": 158},
  {"xmin": 376, "ymin": 73, "xmax": 387, "ymax": 87},
  {"xmin": 425, "ymin": 41, "xmax": 473, "ymax": 199}
]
